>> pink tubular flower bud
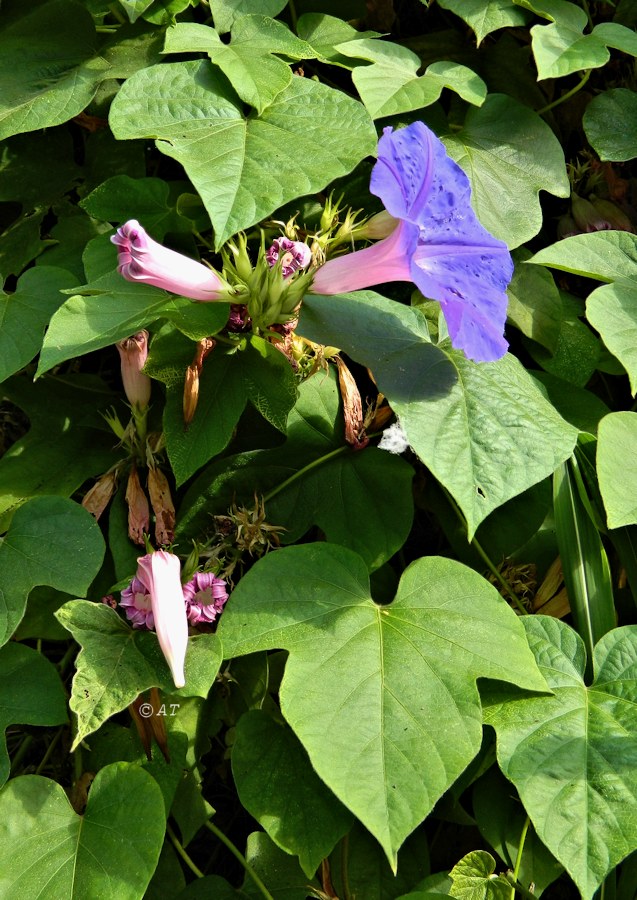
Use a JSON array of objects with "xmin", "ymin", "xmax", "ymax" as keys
[
  {"xmin": 111, "ymin": 220, "xmax": 227, "ymax": 301},
  {"xmin": 266, "ymin": 237, "xmax": 313, "ymax": 277},
  {"xmin": 182, "ymin": 572, "xmax": 229, "ymax": 625},
  {"xmin": 136, "ymin": 550, "xmax": 188, "ymax": 689},
  {"xmin": 116, "ymin": 330, "xmax": 151, "ymax": 410}
]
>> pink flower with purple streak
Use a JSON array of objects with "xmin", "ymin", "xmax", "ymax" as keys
[
  {"xmin": 266, "ymin": 237, "xmax": 312, "ymax": 278},
  {"xmin": 311, "ymin": 122, "xmax": 514, "ymax": 363},
  {"xmin": 120, "ymin": 576, "xmax": 155, "ymax": 630},
  {"xmin": 183, "ymin": 572, "xmax": 229, "ymax": 626}
]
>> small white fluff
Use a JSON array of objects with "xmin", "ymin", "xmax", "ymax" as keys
[{"xmin": 378, "ymin": 421, "xmax": 409, "ymax": 455}]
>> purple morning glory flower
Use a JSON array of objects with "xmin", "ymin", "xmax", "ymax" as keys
[{"xmin": 311, "ymin": 122, "xmax": 514, "ymax": 363}]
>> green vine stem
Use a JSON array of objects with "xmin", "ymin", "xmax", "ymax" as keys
[
  {"xmin": 262, "ymin": 445, "xmax": 349, "ymax": 504},
  {"xmin": 442, "ymin": 487, "xmax": 528, "ymax": 615},
  {"xmin": 167, "ymin": 822, "xmax": 205, "ymax": 879},
  {"xmin": 510, "ymin": 815, "xmax": 531, "ymax": 899},
  {"xmin": 537, "ymin": 69, "xmax": 592, "ymax": 116},
  {"xmin": 204, "ymin": 819, "xmax": 275, "ymax": 900}
]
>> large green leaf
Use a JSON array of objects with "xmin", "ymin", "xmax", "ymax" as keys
[
  {"xmin": 442, "ymin": 94, "xmax": 569, "ymax": 248},
  {"xmin": 147, "ymin": 329, "xmax": 297, "ymax": 484},
  {"xmin": 55, "ymin": 600, "xmax": 223, "ymax": 749},
  {"xmin": 597, "ymin": 412, "xmax": 637, "ymax": 529},
  {"xmin": 218, "ymin": 544, "xmax": 547, "ymax": 865},
  {"xmin": 0, "ymin": 643, "xmax": 68, "ymax": 787},
  {"xmin": 437, "ymin": 0, "xmax": 530, "ymax": 45},
  {"xmin": 0, "ymin": 496, "xmax": 105, "ymax": 646},
  {"xmin": 0, "ymin": 376, "xmax": 118, "ymax": 528},
  {"xmin": 37, "ymin": 271, "xmax": 230, "ymax": 375},
  {"xmin": 334, "ymin": 39, "xmax": 486, "ymax": 119},
  {"xmin": 80, "ymin": 176, "xmax": 191, "ymax": 237},
  {"xmin": 506, "ymin": 250, "xmax": 562, "ymax": 352},
  {"xmin": 0, "ymin": 267, "xmax": 77, "ymax": 383},
  {"xmin": 165, "ymin": 18, "xmax": 315, "ymax": 114},
  {"xmin": 232, "ymin": 710, "xmax": 352, "ymax": 876},
  {"xmin": 268, "ymin": 447, "xmax": 414, "ymax": 571},
  {"xmin": 210, "ymin": 0, "xmax": 288, "ymax": 34},
  {"xmin": 521, "ymin": 0, "xmax": 637, "ymax": 81},
  {"xmin": 109, "ymin": 60, "xmax": 377, "ymax": 248},
  {"xmin": 0, "ymin": 0, "xmax": 106, "ymax": 139},
  {"xmin": 176, "ymin": 367, "xmax": 414, "ymax": 570},
  {"xmin": 530, "ymin": 232, "xmax": 637, "ymax": 393},
  {"xmin": 297, "ymin": 12, "xmax": 381, "ymax": 67},
  {"xmin": 0, "ymin": 763, "xmax": 165, "ymax": 898},
  {"xmin": 300, "ymin": 292, "xmax": 578, "ymax": 537},
  {"xmin": 583, "ymin": 88, "xmax": 637, "ymax": 162},
  {"xmin": 484, "ymin": 616, "xmax": 637, "ymax": 900}
]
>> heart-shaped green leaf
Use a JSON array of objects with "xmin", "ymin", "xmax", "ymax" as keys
[
  {"xmin": 597, "ymin": 412, "xmax": 637, "ymax": 529},
  {"xmin": 484, "ymin": 616, "xmax": 637, "ymax": 899},
  {"xmin": 232, "ymin": 710, "xmax": 352, "ymax": 876},
  {"xmin": 0, "ymin": 376, "xmax": 118, "ymax": 528},
  {"xmin": 530, "ymin": 232, "xmax": 637, "ymax": 393},
  {"xmin": 583, "ymin": 88, "xmax": 637, "ymax": 162},
  {"xmin": 0, "ymin": 643, "xmax": 67, "ymax": 786},
  {"xmin": 0, "ymin": 267, "xmax": 77, "ymax": 382},
  {"xmin": 165, "ymin": 18, "xmax": 316, "ymax": 114},
  {"xmin": 0, "ymin": 763, "xmax": 165, "ymax": 898},
  {"xmin": 335, "ymin": 39, "xmax": 486, "ymax": 119},
  {"xmin": 0, "ymin": 496, "xmax": 105, "ymax": 646},
  {"xmin": 55, "ymin": 600, "xmax": 223, "ymax": 748},
  {"xmin": 37, "ymin": 271, "xmax": 230, "ymax": 375},
  {"xmin": 300, "ymin": 292, "xmax": 578, "ymax": 537},
  {"xmin": 219, "ymin": 543, "xmax": 547, "ymax": 865},
  {"xmin": 109, "ymin": 60, "xmax": 377, "ymax": 248},
  {"xmin": 442, "ymin": 94, "xmax": 569, "ymax": 248},
  {"xmin": 0, "ymin": 0, "xmax": 107, "ymax": 140},
  {"xmin": 438, "ymin": 0, "xmax": 530, "ymax": 45}
]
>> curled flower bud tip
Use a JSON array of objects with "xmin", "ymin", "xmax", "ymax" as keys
[{"xmin": 111, "ymin": 220, "xmax": 228, "ymax": 302}]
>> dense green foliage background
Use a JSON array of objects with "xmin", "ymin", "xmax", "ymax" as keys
[{"xmin": 2, "ymin": 0, "xmax": 637, "ymax": 897}]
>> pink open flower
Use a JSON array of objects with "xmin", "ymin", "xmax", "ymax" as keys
[
  {"xmin": 120, "ymin": 576, "xmax": 154, "ymax": 630},
  {"xmin": 111, "ymin": 220, "xmax": 227, "ymax": 301},
  {"xmin": 135, "ymin": 550, "xmax": 189, "ymax": 689},
  {"xmin": 266, "ymin": 237, "xmax": 312, "ymax": 278},
  {"xmin": 183, "ymin": 572, "xmax": 228, "ymax": 625}
]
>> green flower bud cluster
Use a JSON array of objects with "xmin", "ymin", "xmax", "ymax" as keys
[{"xmin": 221, "ymin": 233, "xmax": 314, "ymax": 331}]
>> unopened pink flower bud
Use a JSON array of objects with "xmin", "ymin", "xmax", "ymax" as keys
[
  {"xmin": 125, "ymin": 466, "xmax": 150, "ymax": 546},
  {"xmin": 571, "ymin": 193, "xmax": 612, "ymax": 233},
  {"xmin": 266, "ymin": 237, "xmax": 312, "ymax": 277},
  {"xmin": 136, "ymin": 550, "xmax": 188, "ymax": 689},
  {"xmin": 111, "ymin": 220, "xmax": 228, "ymax": 301},
  {"xmin": 355, "ymin": 210, "xmax": 399, "ymax": 240},
  {"xmin": 116, "ymin": 330, "xmax": 151, "ymax": 410}
]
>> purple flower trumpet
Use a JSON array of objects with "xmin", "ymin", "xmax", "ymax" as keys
[
  {"xmin": 111, "ymin": 220, "xmax": 227, "ymax": 301},
  {"xmin": 311, "ymin": 122, "xmax": 514, "ymax": 363}
]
